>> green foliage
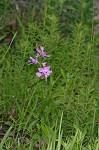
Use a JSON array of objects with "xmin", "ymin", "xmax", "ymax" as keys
[
  {"xmin": 0, "ymin": 126, "xmax": 12, "ymax": 149},
  {"xmin": 0, "ymin": 19, "xmax": 98, "ymax": 148},
  {"xmin": 0, "ymin": 0, "xmax": 98, "ymax": 149}
]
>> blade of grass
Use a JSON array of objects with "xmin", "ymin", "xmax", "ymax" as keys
[
  {"xmin": 0, "ymin": 126, "xmax": 12, "ymax": 149},
  {"xmin": 0, "ymin": 35, "xmax": 6, "ymax": 41},
  {"xmin": 56, "ymin": 112, "xmax": 63, "ymax": 150},
  {"xmin": 0, "ymin": 31, "xmax": 17, "ymax": 64}
]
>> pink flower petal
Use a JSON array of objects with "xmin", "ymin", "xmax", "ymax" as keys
[
  {"xmin": 40, "ymin": 46, "xmax": 44, "ymax": 51},
  {"xmin": 36, "ymin": 46, "xmax": 50, "ymax": 57},
  {"xmin": 36, "ymin": 72, "xmax": 44, "ymax": 79},
  {"xmin": 42, "ymin": 62, "xmax": 47, "ymax": 67},
  {"xmin": 36, "ymin": 72, "xmax": 42, "ymax": 77},
  {"xmin": 36, "ymin": 47, "xmax": 41, "ymax": 53},
  {"xmin": 38, "ymin": 68, "xmax": 44, "ymax": 72},
  {"xmin": 44, "ymin": 66, "xmax": 50, "ymax": 71},
  {"xmin": 29, "ymin": 56, "xmax": 38, "ymax": 64}
]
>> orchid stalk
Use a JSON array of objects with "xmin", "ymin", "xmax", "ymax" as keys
[{"xmin": 28, "ymin": 46, "xmax": 52, "ymax": 80}]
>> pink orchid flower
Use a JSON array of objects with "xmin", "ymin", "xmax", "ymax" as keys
[
  {"xmin": 36, "ymin": 46, "xmax": 50, "ymax": 58},
  {"xmin": 28, "ymin": 56, "xmax": 38, "ymax": 64},
  {"xmin": 36, "ymin": 63, "xmax": 52, "ymax": 79}
]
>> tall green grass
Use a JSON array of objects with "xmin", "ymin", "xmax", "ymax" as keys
[
  {"xmin": 0, "ymin": 17, "xmax": 98, "ymax": 149},
  {"xmin": 0, "ymin": 0, "xmax": 99, "ymax": 149}
]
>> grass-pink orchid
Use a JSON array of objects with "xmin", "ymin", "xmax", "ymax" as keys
[
  {"xmin": 36, "ymin": 46, "xmax": 50, "ymax": 58},
  {"xmin": 36, "ymin": 63, "xmax": 52, "ymax": 80},
  {"xmin": 28, "ymin": 56, "xmax": 38, "ymax": 64}
]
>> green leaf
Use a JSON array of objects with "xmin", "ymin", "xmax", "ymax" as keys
[
  {"xmin": 0, "ymin": 126, "xmax": 12, "ymax": 149},
  {"xmin": 0, "ymin": 35, "xmax": 6, "ymax": 41}
]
